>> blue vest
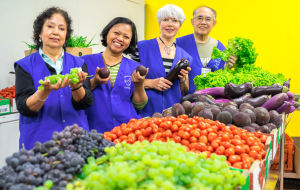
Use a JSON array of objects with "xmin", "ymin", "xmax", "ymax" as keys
[
  {"xmin": 15, "ymin": 52, "xmax": 89, "ymax": 149},
  {"xmin": 81, "ymin": 53, "xmax": 141, "ymax": 133},
  {"xmin": 176, "ymin": 34, "xmax": 226, "ymax": 94},
  {"xmin": 137, "ymin": 38, "xmax": 193, "ymax": 117}
]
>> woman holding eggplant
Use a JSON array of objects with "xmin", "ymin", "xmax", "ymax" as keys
[
  {"xmin": 81, "ymin": 17, "xmax": 148, "ymax": 133},
  {"xmin": 15, "ymin": 7, "xmax": 93, "ymax": 150},
  {"xmin": 131, "ymin": 4, "xmax": 193, "ymax": 117}
]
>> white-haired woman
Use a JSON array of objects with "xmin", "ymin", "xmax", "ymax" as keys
[{"xmin": 131, "ymin": 4, "xmax": 193, "ymax": 118}]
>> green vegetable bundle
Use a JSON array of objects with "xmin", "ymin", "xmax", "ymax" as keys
[
  {"xmin": 211, "ymin": 37, "xmax": 258, "ymax": 68},
  {"xmin": 194, "ymin": 64, "xmax": 287, "ymax": 90}
]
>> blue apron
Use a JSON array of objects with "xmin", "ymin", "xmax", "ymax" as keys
[
  {"xmin": 81, "ymin": 53, "xmax": 141, "ymax": 133},
  {"xmin": 176, "ymin": 34, "xmax": 226, "ymax": 94},
  {"xmin": 15, "ymin": 52, "xmax": 89, "ymax": 149},
  {"xmin": 137, "ymin": 38, "xmax": 193, "ymax": 118}
]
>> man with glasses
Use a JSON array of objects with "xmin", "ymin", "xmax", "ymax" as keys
[{"xmin": 176, "ymin": 6, "xmax": 237, "ymax": 94}]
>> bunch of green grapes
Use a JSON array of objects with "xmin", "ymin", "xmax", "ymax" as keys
[
  {"xmin": 38, "ymin": 68, "xmax": 80, "ymax": 90},
  {"xmin": 66, "ymin": 140, "xmax": 246, "ymax": 190}
]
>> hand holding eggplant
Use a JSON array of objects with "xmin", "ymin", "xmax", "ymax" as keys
[
  {"xmin": 93, "ymin": 67, "xmax": 111, "ymax": 85},
  {"xmin": 131, "ymin": 68, "xmax": 149, "ymax": 85},
  {"xmin": 178, "ymin": 67, "xmax": 191, "ymax": 83}
]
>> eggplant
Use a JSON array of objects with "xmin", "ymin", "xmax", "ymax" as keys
[
  {"xmin": 213, "ymin": 98, "xmax": 230, "ymax": 103},
  {"xmin": 180, "ymin": 94, "xmax": 213, "ymax": 104},
  {"xmin": 224, "ymin": 81, "xmax": 256, "ymax": 98},
  {"xmin": 286, "ymin": 106, "xmax": 295, "ymax": 114},
  {"xmin": 245, "ymin": 95, "xmax": 270, "ymax": 108},
  {"xmin": 194, "ymin": 87, "xmax": 227, "ymax": 97},
  {"xmin": 275, "ymin": 101, "xmax": 290, "ymax": 114},
  {"xmin": 294, "ymin": 93, "xmax": 300, "ymax": 101},
  {"xmin": 136, "ymin": 65, "xmax": 147, "ymax": 76},
  {"xmin": 251, "ymin": 85, "xmax": 288, "ymax": 97},
  {"xmin": 294, "ymin": 102, "xmax": 300, "ymax": 109},
  {"xmin": 286, "ymin": 92, "xmax": 295, "ymax": 101},
  {"xmin": 287, "ymin": 100, "xmax": 296, "ymax": 105},
  {"xmin": 231, "ymin": 93, "xmax": 252, "ymax": 107},
  {"xmin": 262, "ymin": 93, "xmax": 287, "ymax": 111},
  {"xmin": 165, "ymin": 59, "xmax": 189, "ymax": 83},
  {"xmin": 283, "ymin": 78, "xmax": 291, "ymax": 89},
  {"xmin": 196, "ymin": 95, "xmax": 223, "ymax": 108}
]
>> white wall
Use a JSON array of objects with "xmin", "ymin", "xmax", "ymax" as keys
[{"xmin": 0, "ymin": 0, "xmax": 145, "ymax": 89}]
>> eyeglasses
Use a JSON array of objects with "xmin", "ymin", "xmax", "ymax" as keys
[{"xmin": 193, "ymin": 17, "xmax": 213, "ymax": 23}]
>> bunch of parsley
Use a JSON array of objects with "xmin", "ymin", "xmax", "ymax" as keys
[{"xmin": 211, "ymin": 37, "xmax": 258, "ymax": 68}]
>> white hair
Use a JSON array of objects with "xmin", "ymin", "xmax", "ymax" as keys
[{"xmin": 156, "ymin": 4, "xmax": 186, "ymax": 25}]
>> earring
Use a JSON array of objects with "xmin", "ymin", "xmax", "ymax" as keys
[{"xmin": 39, "ymin": 38, "xmax": 42, "ymax": 42}]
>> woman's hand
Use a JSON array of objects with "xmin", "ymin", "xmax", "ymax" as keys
[
  {"xmin": 150, "ymin": 77, "xmax": 173, "ymax": 91},
  {"xmin": 226, "ymin": 55, "xmax": 238, "ymax": 69},
  {"xmin": 178, "ymin": 67, "xmax": 191, "ymax": 83},
  {"xmin": 132, "ymin": 68, "xmax": 149, "ymax": 86},
  {"xmin": 93, "ymin": 67, "xmax": 111, "ymax": 85},
  {"xmin": 69, "ymin": 71, "xmax": 88, "ymax": 89},
  {"xmin": 43, "ymin": 77, "xmax": 71, "ymax": 91}
]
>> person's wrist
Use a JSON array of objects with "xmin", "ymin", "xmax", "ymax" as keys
[{"xmin": 70, "ymin": 83, "xmax": 81, "ymax": 89}]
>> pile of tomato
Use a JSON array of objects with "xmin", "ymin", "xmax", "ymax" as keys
[
  {"xmin": 104, "ymin": 115, "xmax": 268, "ymax": 170},
  {"xmin": 0, "ymin": 85, "xmax": 15, "ymax": 99}
]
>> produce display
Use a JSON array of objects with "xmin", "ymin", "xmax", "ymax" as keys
[
  {"xmin": 64, "ymin": 141, "xmax": 246, "ymax": 190},
  {"xmin": 194, "ymin": 65, "xmax": 287, "ymax": 91},
  {"xmin": 0, "ymin": 85, "xmax": 15, "ymax": 99},
  {"xmin": 0, "ymin": 125, "xmax": 114, "ymax": 190},
  {"xmin": 38, "ymin": 68, "xmax": 84, "ymax": 90},
  {"xmin": 211, "ymin": 37, "xmax": 258, "ymax": 68},
  {"xmin": 105, "ymin": 116, "xmax": 268, "ymax": 170}
]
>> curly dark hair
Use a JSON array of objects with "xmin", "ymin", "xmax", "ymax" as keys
[
  {"xmin": 100, "ymin": 17, "xmax": 138, "ymax": 55},
  {"xmin": 33, "ymin": 7, "xmax": 73, "ymax": 51}
]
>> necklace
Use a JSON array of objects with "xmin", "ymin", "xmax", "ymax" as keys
[{"xmin": 159, "ymin": 37, "xmax": 174, "ymax": 55}]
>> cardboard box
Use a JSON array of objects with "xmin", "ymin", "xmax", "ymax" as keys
[
  {"xmin": 292, "ymin": 137, "xmax": 300, "ymax": 176},
  {"xmin": 0, "ymin": 98, "xmax": 11, "ymax": 115},
  {"xmin": 25, "ymin": 47, "xmax": 92, "ymax": 57}
]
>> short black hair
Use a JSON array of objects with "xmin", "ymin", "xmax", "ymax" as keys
[
  {"xmin": 100, "ymin": 17, "xmax": 138, "ymax": 55},
  {"xmin": 33, "ymin": 7, "xmax": 73, "ymax": 51}
]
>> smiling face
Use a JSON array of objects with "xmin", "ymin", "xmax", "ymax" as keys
[
  {"xmin": 106, "ymin": 23, "xmax": 132, "ymax": 54},
  {"xmin": 191, "ymin": 7, "xmax": 216, "ymax": 36},
  {"xmin": 39, "ymin": 13, "xmax": 67, "ymax": 50},
  {"xmin": 159, "ymin": 16, "xmax": 181, "ymax": 39}
]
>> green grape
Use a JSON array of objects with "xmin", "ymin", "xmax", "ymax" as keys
[{"xmin": 44, "ymin": 180, "xmax": 53, "ymax": 189}]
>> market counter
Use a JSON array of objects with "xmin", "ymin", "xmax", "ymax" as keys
[{"xmin": 0, "ymin": 113, "xmax": 19, "ymax": 168}]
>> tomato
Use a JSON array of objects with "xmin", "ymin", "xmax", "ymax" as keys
[
  {"xmin": 200, "ymin": 129, "xmax": 208, "ymax": 136},
  {"xmin": 198, "ymin": 136, "xmax": 207, "ymax": 144},
  {"xmin": 172, "ymin": 132, "xmax": 178, "ymax": 138},
  {"xmin": 167, "ymin": 116, "xmax": 176, "ymax": 122},
  {"xmin": 174, "ymin": 136, "xmax": 181, "ymax": 143},
  {"xmin": 173, "ymin": 120, "xmax": 182, "ymax": 127},
  {"xmin": 153, "ymin": 133, "xmax": 161, "ymax": 139},
  {"xmin": 221, "ymin": 141, "xmax": 231, "ymax": 149},
  {"xmin": 260, "ymin": 150, "xmax": 267, "ymax": 158},
  {"xmin": 122, "ymin": 139, "xmax": 128, "ymax": 143},
  {"xmin": 233, "ymin": 162, "xmax": 242, "ymax": 169},
  {"xmin": 122, "ymin": 127, "xmax": 133, "ymax": 135},
  {"xmin": 250, "ymin": 146, "xmax": 261, "ymax": 152},
  {"xmin": 187, "ymin": 135, "xmax": 197, "ymax": 143},
  {"xmin": 127, "ymin": 136, "xmax": 136, "ymax": 144},
  {"xmin": 225, "ymin": 148, "xmax": 235, "ymax": 157},
  {"xmin": 207, "ymin": 127, "xmax": 214, "ymax": 133},
  {"xmin": 248, "ymin": 150, "xmax": 259, "ymax": 159},
  {"xmin": 230, "ymin": 125, "xmax": 238, "ymax": 131},
  {"xmin": 211, "ymin": 141, "xmax": 219, "ymax": 150},
  {"xmin": 140, "ymin": 120, "xmax": 149, "ymax": 129},
  {"xmin": 135, "ymin": 130, "xmax": 142, "ymax": 138},
  {"xmin": 163, "ymin": 130, "xmax": 172, "ymax": 138},
  {"xmin": 158, "ymin": 128, "xmax": 165, "ymax": 133},
  {"xmin": 260, "ymin": 136, "xmax": 267, "ymax": 144},
  {"xmin": 246, "ymin": 137, "xmax": 255, "ymax": 146},
  {"xmin": 222, "ymin": 133, "xmax": 231, "ymax": 141},
  {"xmin": 176, "ymin": 118, "xmax": 186, "ymax": 124},
  {"xmin": 158, "ymin": 138, "xmax": 167, "ymax": 142},
  {"xmin": 178, "ymin": 130, "xmax": 184, "ymax": 138},
  {"xmin": 185, "ymin": 125, "xmax": 193, "ymax": 133},
  {"xmin": 216, "ymin": 121, "xmax": 226, "ymax": 130},
  {"xmin": 207, "ymin": 146, "xmax": 214, "ymax": 153},
  {"xmin": 113, "ymin": 139, "xmax": 121, "ymax": 144},
  {"xmin": 231, "ymin": 139, "xmax": 242, "ymax": 146},
  {"xmin": 228, "ymin": 155, "xmax": 241, "ymax": 164},
  {"xmin": 233, "ymin": 135, "xmax": 241, "ymax": 140},
  {"xmin": 142, "ymin": 127, "xmax": 153, "ymax": 137},
  {"xmin": 208, "ymin": 133, "xmax": 217, "ymax": 142},
  {"xmin": 242, "ymin": 145, "xmax": 250, "ymax": 154},
  {"xmin": 190, "ymin": 130, "xmax": 200, "ymax": 138},
  {"xmin": 239, "ymin": 153, "xmax": 248, "ymax": 160},
  {"xmin": 232, "ymin": 130, "xmax": 241, "ymax": 136},
  {"xmin": 199, "ymin": 122, "xmax": 207, "ymax": 130},
  {"xmin": 215, "ymin": 146, "xmax": 225, "ymax": 155},
  {"xmin": 234, "ymin": 145, "xmax": 245, "ymax": 155},
  {"xmin": 182, "ymin": 132, "xmax": 191, "ymax": 139},
  {"xmin": 170, "ymin": 125, "xmax": 179, "ymax": 132},
  {"xmin": 195, "ymin": 143, "xmax": 207, "ymax": 151},
  {"xmin": 222, "ymin": 127, "xmax": 231, "ymax": 133},
  {"xmin": 120, "ymin": 135, "xmax": 128, "ymax": 141},
  {"xmin": 181, "ymin": 139, "xmax": 190, "ymax": 146},
  {"xmin": 189, "ymin": 143, "xmax": 198, "ymax": 150},
  {"xmin": 255, "ymin": 131, "xmax": 262, "ymax": 138},
  {"xmin": 240, "ymin": 132, "xmax": 248, "ymax": 140},
  {"xmin": 226, "ymin": 161, "xmax": 232, "ymax": 166},
  {"xmin": 242, "ymin": 160, "xmax": 252, "ymax": 169}
]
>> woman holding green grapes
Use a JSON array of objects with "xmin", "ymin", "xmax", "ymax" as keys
[{"xmin": 14, "ymin": 7, "xmax": 93, "ymax": 150}]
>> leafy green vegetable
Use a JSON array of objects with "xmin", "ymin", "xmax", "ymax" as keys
[
  {"xmin": 66, "ymin": 34, "xmax": 99, "ymax": 48},
  {"xmin": 23, "ymin": 41, "xmax": 36, "ymax": 55},
  {"xmin": 194, "ymin": 64, "xmax": 287, "ymax": 90},
  {"xmin": 211, "ymin": 37, "xmax": 258, "ymax": 68}
]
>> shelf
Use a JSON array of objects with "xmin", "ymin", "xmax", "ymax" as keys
[
  {"xmin": 0, "ymin": 113, "xmax": 19, "ymax": 124},
  {"xmin": 284, "ymin": 172, "xmax": 300, "ymax": 179}
]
